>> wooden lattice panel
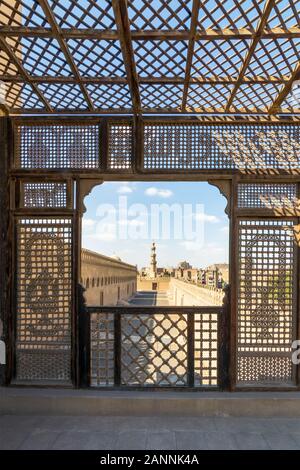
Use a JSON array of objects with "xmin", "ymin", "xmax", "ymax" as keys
[
  {"xmin": 0, "ymin": 0, "xmax": 300, "ymax": 114},
  {"xmin": 21, "ymin": 182, "xmax": 69, "ymax": 209},
  {"xmin": 267, "ymin": 0, "xmax": 300, "ymax": 29},
  {"xmin": 133, "ymin": 40, "xmax": 188, "ymax": 77},
  {"xmin": 197, "ymin": 0, "xmax": 264, "ymax": 31},
  {"xmin": 237, "ymin": 219, "xmax": 296, "ymax": 386},
  {"xmin": 0, "ymin": 0, "xmax": 48, "ymax": 27},
  {"xmin": 128, "ymin": 0, "xmax": 193, "ymax": 30},
  {"xmin": 108, "ymin": 123, "xmax": 133, "ymax": 170},
  {"xmin": 232, "ymin": 84, "xmax": 282, "ymax": 111},
  {"xmin": 49, "ymin": 0, "xmax": 116, "ymax": 29},
  {"xmin": 143, "ymin": 123, "xmax": 300, "ymax": 170},
  {"xmin": 38, "ymin": 83, "xmax": 87, "ymax": 110},
  {"xmin": 5, "ymin": 83, "xmax": 44, "ymax": 109},
  {"xmin": 10, "ymin": 36, "xmax": 73, "ymax": 77},
  {"xmin": 15, "ymin": 124, "xmax": 99, "ymax": 169},
  {"xmin": 15, "ymin": 217, "xmax": 72, "ymax": 382},
  {"xmin": 237, "ymin": 183, "xmax": 298, "ymax": 210},
  {"xmin": 67, "ymin": 39, "xmax": 126, "ymax": 77},
  {"xmin": 90, "ymin": 313, "xmax": 114, "ymax": 387},
  {"xmin": 194, "ymin": 313, "xmax": 218, "ymax": 386},
  {"xmin": 86, "ymin": 84, "xmax": 132, "ymax": 110},
  {"xmin": 246, "ymin": 39, "xmax": 300, "ymax": 80},
  {"xmin": 186, "ymin": 84, "xmax": 233, "ymax": 111},
  {"xmin": 140, "ymin": 84, "xmax": 183, "ymax": 110},
  {"xmin": 121, "ymin": 313, "xmax": 188, "ymax": 386}
]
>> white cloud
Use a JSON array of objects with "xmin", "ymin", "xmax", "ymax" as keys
[
  {"xmin": 117, "ymin": 185, "xmax": 133, "ymax": 194},
  {"xmin": 193, "ymin": 213, "xmax": 220, "ymax": 223},
  {"xmin": 145, "ymin": 187, "xmax": 173, "ymax": 198},
  {"xmin": 220, "ymin": 225, "xmax": 229, "ymax": 233}
]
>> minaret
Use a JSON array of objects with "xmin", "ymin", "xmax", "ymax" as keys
[{"xmin": 149, "ymin": 242, "xmax": 157, "ymax": 278}]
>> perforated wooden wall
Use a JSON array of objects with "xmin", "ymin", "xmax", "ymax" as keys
[
  {"xmin": 15, "ymin": 124, "xmax": 99, "ymax": 169},
  {"xmin": 237, "ymin": 219, "xmax": 297, "ymax": 386},
  {"xmin": 15, "ymin": 217, "xmax": 73, "ymax": 382},
  {"xmin": 14, "ymin": 121, "xmax": 300, "ymax": 172}
]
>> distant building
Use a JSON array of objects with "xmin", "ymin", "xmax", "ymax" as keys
[
  {"xmin": 199, "ymin": 263, "xmax": 229, "ymax": 288},
  {"xmin": 178, "ymin": 261, "xmax": 192, "ymax": 270}
]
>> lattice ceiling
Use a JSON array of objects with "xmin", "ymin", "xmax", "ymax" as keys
[{"xmin": 0, "ymin": 0, "xmax": 300, "ymax": 116}]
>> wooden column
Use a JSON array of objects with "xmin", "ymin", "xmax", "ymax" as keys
[
  {"xmin": 229, "ymin": 177, "xmax": 238, "ymax": 390},
  {"xmin": 0, "ymin": 114, "xmax": 10, "ymax": 384}
]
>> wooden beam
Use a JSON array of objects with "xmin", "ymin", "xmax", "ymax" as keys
[
  {"xmin": 269, "ymin": 63, "xmax": 300, "ymax": 113},
  {"xmin": 1, "ymin": 26, "xmax": 300, "ymax": 40},
  {"xmin": 0, "ymin": 37, "xmax": 52, "ymax": 112},
  {"xmin": 112, "ymin": 0, "xmax": 141, "ymax": 114},
  {"xmin": 225, "ymin": 0, "xmax": 277, "ymax": 112},
  {"xmin": 0, "ymin": 75, "xmax": 288, "ymax": 85},
  {"xmin": 37, "ymin": 0, "xmax": 94, "ymax": 111},
  {"xmin": 182, "ymin": 0, "xmax": 200, "ymax": 111},
  {"xmin": 8, "ymin": 107, "xmax": 300, "ymax": 116}
]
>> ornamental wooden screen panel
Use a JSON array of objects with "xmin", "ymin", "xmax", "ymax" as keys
[
  {"xmin": 194, "ymin": 313, "xmax": 218, "ymax": 386},
  {"xmin": 143, "ymin": 124, "xmax": 300, "ymax": 171},
  {"xmin": 21, "ymin": 182, "xmax": 69, "ymax": 209},
  {"xmin": 237, "ymin": 219, "xmax": 297, "ymax": 386},
  {"xmin": 15, "ymin": 124, "xmax": 99, "ymax": 169},
  {"xmin": 13, "ymin": 121, "xmax": 300, "ymax": 172},
  {"xmin": 237, "ymin": 183, "xmax": 298, "ymax": 209},
  {"xmin": 15, "ymin": 217, "xmax": 73, "ymax": 382},
  {"xmin": 108, "ymin": 124, "xmax": 133, "ymax": 170},
  {"xmin": 90, "ymin": 312, "xmax": 114, "ymax": 387}
]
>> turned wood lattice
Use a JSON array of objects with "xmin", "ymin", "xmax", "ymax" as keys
[
  {"xmin": 237, "ymin": 183, "xmax": 298, "ymax": 209},
  {"xmin": 15, "ymin": 217, "xmax": 72, "ymax": 382},
  {"xmin": 0, "ymin": 0, "xmax": 300, "ymax": 116},
  {"xmin": 237, "ymin": 219, "xmax": 296, "ymax": 385},
  {"xmin": 21, "ymin": 182, "xmax": 69, "ymax": 208},
  {"xmin": 13, "ymin": 120, "xmax": 300, "ymax": 171}
]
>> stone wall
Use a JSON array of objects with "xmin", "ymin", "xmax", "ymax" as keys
[
  {"xmin": 169, "ymin": 278, "xmax": 224, "ymax": 306},
  {"xmin": 81, "ymin": 249, "xmax": 137, "ymax": 306},
  {"xmin": 137, "ymin": 277, "xmax": 171, "ymax": 292}
]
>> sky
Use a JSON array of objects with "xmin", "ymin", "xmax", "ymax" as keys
[{"xmin": 82, "ymin": 182, "xmax": 229, "ymax": 270}]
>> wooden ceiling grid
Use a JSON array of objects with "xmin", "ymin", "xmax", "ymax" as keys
[{"xmin": 0, "ymin": 0, "xmax": 299, "ymax": 118}]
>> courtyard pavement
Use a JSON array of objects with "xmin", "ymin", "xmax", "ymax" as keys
[
  {"xmin": 1, "ymin": 414, "xmax": 300, "ymax": 450},
  {"xmin": 128, "ymin": 291, "xmax": 170, "ymax": 306}
]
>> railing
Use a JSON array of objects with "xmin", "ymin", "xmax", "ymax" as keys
[{"xmin": 79, "ymin": 303, "xmax": 229, "ymax": 390}]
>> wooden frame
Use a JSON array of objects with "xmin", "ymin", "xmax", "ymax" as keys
[{"xmin": 0, "ymin": 114, "xmax": 299, "ymax": 390}]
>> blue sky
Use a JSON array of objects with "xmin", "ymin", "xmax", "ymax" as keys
[{"xmin": 82, "ymin": 182, "xmax": 229, "ymax": 269}]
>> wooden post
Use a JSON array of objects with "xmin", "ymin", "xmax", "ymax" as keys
[
  {"xmin": 77, "ymin": 283, "xmax": 90, "ymax": 388},
  {"xmin": 218, "ymin": 285, "xmax": 231, "ymax": 390},
  {"xmin": 0, "ymin": 115, "xmax": 9, "ymax": 384},
  {"xmin": 229, "ymin": 177, "xmax": 238, "ymax": 390},
  {"xmin": 114, "ymin": 311, "xmax": 121, "ymax": 387},
  {"xmin": 187, "ymin": 312, "xmax": 195, "ymax": 387}
]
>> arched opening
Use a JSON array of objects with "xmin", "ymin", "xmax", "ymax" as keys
[{"xmin": 81, "ymin": 181, "xmax": 229, "ymax": 308}]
